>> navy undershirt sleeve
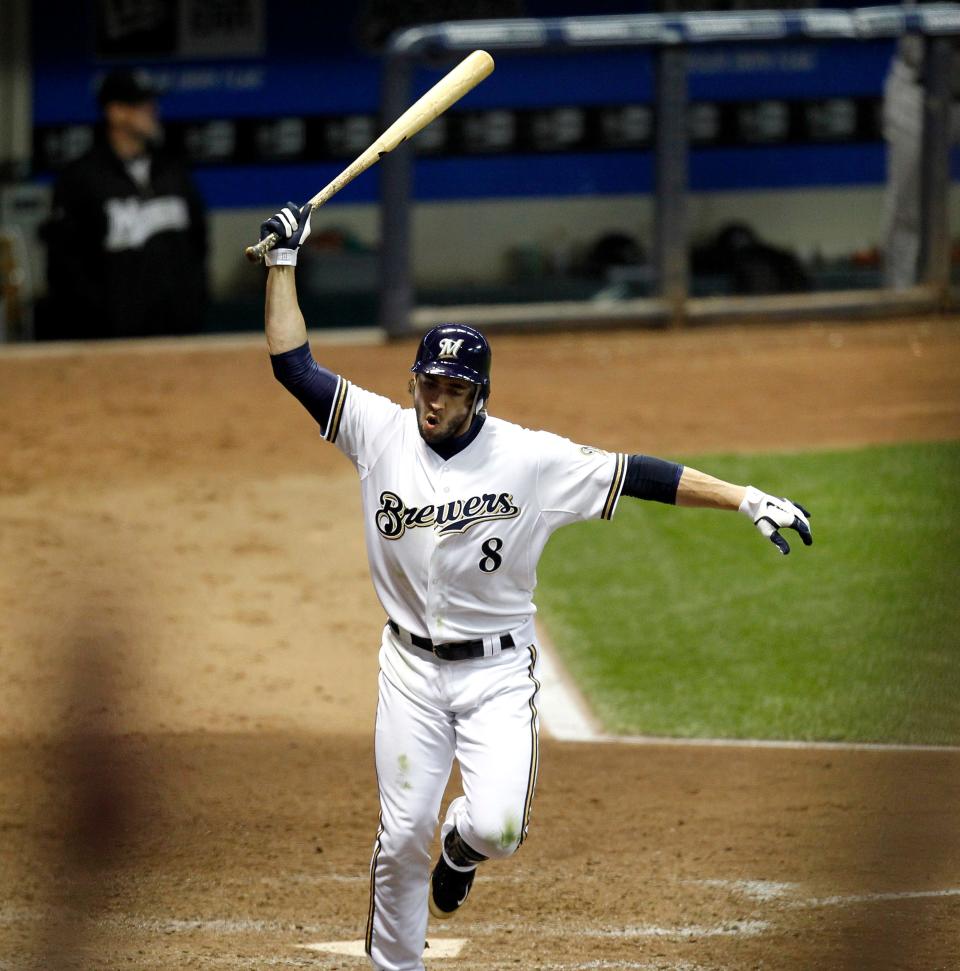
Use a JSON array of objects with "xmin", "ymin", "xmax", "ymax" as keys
[
  {"xmin": 622, "ymin": 454, "xmax": 684, "ymax": 505},
  {"xmin": 270, "ymin": 341, "xmax": 340, "ymax": 429}
]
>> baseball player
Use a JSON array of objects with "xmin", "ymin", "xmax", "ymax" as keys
[{"xmin": 259, "ymin": 203, "xmax": 813, "ymax": 971}]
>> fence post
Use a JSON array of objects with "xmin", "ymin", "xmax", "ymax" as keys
[
  {"xmin": 654, "ymin": 45, "xmax": 689, "ymax": 327},
  {"xmin": 378, "ymin": 54, "xmax": 414, "ymax": 338},
  {"xmin": 918, "ymin": 35, "xmax": 953, "ymax": 300}
]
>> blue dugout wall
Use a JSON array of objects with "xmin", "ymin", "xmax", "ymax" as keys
[{"xmin": 33, "ymin": 1, "xmax": 957, "ymax": 209}]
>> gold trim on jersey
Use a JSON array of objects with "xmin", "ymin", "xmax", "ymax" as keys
[
  {"xmin": 601, "ymin": 452, "xmax": 627, "ymax": 520},
  {"xmin": 364, "ymin": 813, "xmax": 384, "ymax": 956},
  {"xmin": 519, "ymin": 643, "xmax": 541, "ymax": 845},
  {"xmin": 325, "ymin": 377, "xmax": 349, "ymax": 443}
]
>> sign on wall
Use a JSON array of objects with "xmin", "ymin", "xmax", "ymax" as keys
[{"xmin": 94, "ymin": 0, "xmax": 264, "ymax": 59}]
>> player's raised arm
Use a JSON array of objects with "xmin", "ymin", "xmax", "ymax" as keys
[
  {"xmin": 260, "ymin": 203, "xmax": 346, "ymax": 431},
  {"xmin": 262, "ymin": 202, "xmax": 312, "ymax": 354},
  {"xmin": 622, "ymin": 456, "xmax": 813, "ymax": 555}
]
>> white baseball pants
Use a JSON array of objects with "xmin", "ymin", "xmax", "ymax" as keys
[{"xmin": 365, "ymin": 625, "xmax": 541, "ymax": 971}]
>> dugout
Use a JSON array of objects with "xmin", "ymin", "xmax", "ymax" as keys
[
  {"xmin": 2, "ymin": 2, "xmax": 959, "ymax": 339},
  {"xmin": 378, "ymin": 5, "xmax": 960, "ymax": 334}
]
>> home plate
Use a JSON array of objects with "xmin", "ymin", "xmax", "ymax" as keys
[{"xmin": 297, "ymin": 939, "xmax": 467, "ymax": 959}]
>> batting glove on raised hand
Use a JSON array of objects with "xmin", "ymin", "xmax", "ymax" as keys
[
  {"xmin": 260, "ymin": 201, "xmax": 312, "ymax": 267},
  {"xmin": 739, "ymin": 486, "xmax": 813, "ymax": 555}
]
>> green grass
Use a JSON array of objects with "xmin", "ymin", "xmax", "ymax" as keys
[{"xmin": 537, "ymin": 441, "xmax": 960, "ymax": 745}]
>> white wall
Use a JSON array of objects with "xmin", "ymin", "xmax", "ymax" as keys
[{"xmin": 210, "ymin": 184, "xmax": 960, "ymax": 298}]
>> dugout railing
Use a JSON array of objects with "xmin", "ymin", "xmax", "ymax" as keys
[{"xmin": 378, "ymin": 5, "xmax": 960, "ymax": 336}]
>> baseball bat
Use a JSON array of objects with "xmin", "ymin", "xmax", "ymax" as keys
[{"xmin": 245, "ymin": 49, "xmax": 495, "ymax": 262}]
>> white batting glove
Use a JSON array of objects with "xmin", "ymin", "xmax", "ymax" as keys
[
  {"xmin": 739, "ymin": 486, "xmax": 813, "ymax": 555},
  {"xmin": 260, "ymin": 201, "xmax": 312, "ymax": 266}
]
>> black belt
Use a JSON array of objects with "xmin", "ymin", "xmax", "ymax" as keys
[{"xmin": 388, "ymin": 620, "xmax": 515, "ymax": 661}]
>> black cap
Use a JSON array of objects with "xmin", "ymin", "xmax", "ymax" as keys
[{"xmin": 97, "ymin": 70, "xmax": 159, "ymax": 108}]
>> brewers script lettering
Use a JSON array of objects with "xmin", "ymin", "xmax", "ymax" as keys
[{"xmin": 375, "ymin": 490, "xmax": 521, "ymax": 540}]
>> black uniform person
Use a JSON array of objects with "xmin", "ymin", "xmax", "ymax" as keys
[{"xmin": 42, "ymin": 70, "xmax": 207, "ymax": 339}]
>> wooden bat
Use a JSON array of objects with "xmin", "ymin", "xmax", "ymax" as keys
[{"xmin": 245, "ymin": 49, "xmax": 495, "ymax": 262}]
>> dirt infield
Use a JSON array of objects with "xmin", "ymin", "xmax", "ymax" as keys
[{"xmin": 2, "ymin": 317, "xmax": 959, "ymax": 970}]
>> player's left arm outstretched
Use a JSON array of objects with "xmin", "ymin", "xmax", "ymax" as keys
[
  {"xmin": 624, "ymin": 455, "xmax": 812, "ymax": 555},
  {"xmin": 678, "ymin": 465, "xmax": 811, "ymax": 555}
]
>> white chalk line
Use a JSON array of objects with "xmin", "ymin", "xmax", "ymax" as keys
[
  {"xmin": 539, "ymin": 963, "xmax": 719, "ymax": 971},
  {"xmin": 535, "ymin": 620, "xmax": 602, "ymax": 740},
  {"xmin": 688, "ymin": 879, "xmax": 800, "ymax": 902},
  {"xmin": 535, "ymin": 621, "xmax": 960, "ymax": 753},
  {"xmin": 98, "ymin": 915, "xmax": 333, "ymax": 935},
  {"xmin": 195, "ymin": 959, "xmax": 320, "ymax": 969},
  {"xmin": 299, "ymin": 938, "xmax": 465, "ymax": 958},
  {"xmin": 689, "ymin": 879, "xmax": 960, "ymax": 909},
  {"xmin": 584, "ymin": 920, "xmax": 769, "ymax": 940},
  {"xmin": 258, "ymin": 872, "xmax": 368, "ymax": 886},
  {"xmin": 5, "ymin": 882, "xmax": 958, "ymax": 936},
  {"xmin": 799, "ymin": 888, "xmax": 960, "ymax": 908},
  {"xmin": 296, "ymin": 942, "xmax": 732, "ymax": 971},
  {"xmin": 4, "ymin": 885, "xmax": 956, "ymax": 971},
  {"xmin": 597, "ymin": 734, "xmax": 960, "ymax": 753},
  {"xmin": 5, "ymin": 888, "xmax": 958, "ymax": 940}
]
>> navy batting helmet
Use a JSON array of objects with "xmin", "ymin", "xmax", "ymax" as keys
[{"xmin": 410, "ymin": 324, "xmax": 491, "ymax": 409}]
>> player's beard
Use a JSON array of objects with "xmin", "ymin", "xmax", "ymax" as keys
[{"xmin": 414, "ymin": 397, "xmax": 474, "ymax": 445}]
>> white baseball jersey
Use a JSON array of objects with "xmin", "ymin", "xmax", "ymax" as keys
[{"xmin": 320, "ymin": 378, "xmax": 627, "ymax": 645}]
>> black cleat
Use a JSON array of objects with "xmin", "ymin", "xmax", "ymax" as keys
[{"xmin": 428, "ymin": 853, "xmax": 476, "ymax": 920}]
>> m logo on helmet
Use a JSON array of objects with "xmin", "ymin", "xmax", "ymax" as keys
[{"xmin": 438, "ymin": 338, "xmax": 464, "ymax": 361}]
